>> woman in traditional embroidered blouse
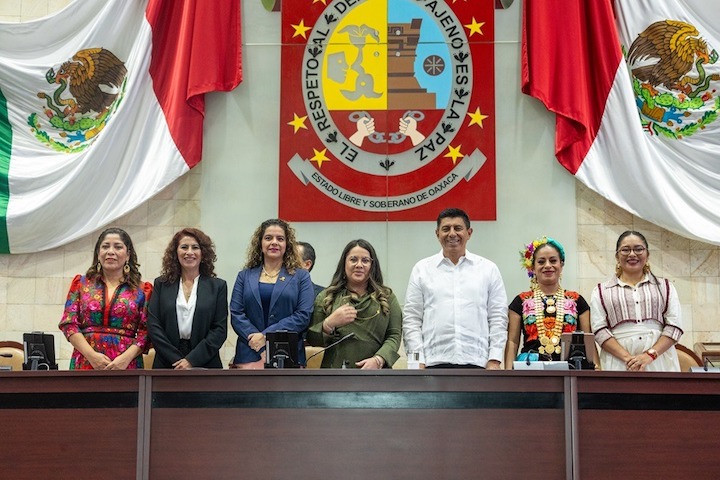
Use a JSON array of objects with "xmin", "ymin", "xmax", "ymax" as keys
[
  {"xmin": 505, "ymin": 237, "xmax": 590, "ymax": 368},
  {"xmin": 147, "ymin": 228, "xmax": 227, "ymax": 369},
  {"xmin": 307, "ymin": 239, "xmax": 402, "ymax": 369},
  {"xmin": 590, "ymin": 230, "xmax": 682, "ymax": 372},
  {"xmin": 59, "ymin": 227, "xmax": 152, "ymax": 370}
]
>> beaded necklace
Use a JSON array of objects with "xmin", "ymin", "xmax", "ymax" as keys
[
  {"xmin": 533, "ymin": 286, "xmax": 565, "ymax": 356},
  {"xmin": 261, "ymin": 266, "xmax": 280, "ymax": 278}
]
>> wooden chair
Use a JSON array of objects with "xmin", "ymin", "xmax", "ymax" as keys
[
  {"xmin": 305, "ymin": 345, "xmax": 324, "ymax": 369},
  {"xmin": 0, "ymin": 340, "xmax": 25, "ymax": 371},
  {"xmin": 675, "ymin": 343, "xmax": 702, "ymax": 371},
  {"xmin": 143, "ymin": 348, "xmax": 156, "ymax": 370}
]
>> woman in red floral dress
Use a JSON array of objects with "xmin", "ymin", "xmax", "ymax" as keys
[
  {"xmin": 59, "ymin": 227, "xmax": 152, "ymax": 370},
  {"xmin": 504, "ymin": 237, "xmax": 590, "ymax": 367}
]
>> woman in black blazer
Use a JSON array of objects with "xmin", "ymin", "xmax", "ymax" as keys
[{"xmin": 148, "ymin": 228, "xmax": 228, "ymax": 369}]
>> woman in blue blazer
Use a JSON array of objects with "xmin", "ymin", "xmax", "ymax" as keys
[
  {"xmin": 230, "ymin": 218, "xmax": 314, "ymax": 367},
  {"xmin": 148, "ymin": 228, "xmax": 228, "ymax": 369}
]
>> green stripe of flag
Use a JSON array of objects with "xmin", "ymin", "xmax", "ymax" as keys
[{"xmin": 0, "ymin": 87, "xmax": 12, "ymax": 253}]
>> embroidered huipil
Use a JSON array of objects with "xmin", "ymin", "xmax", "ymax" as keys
[
  {"xmin": 508, "ymin": 290, "xmax": 589, "ymax": 361},
  {"xmin": 59, "ymin": 274, "xmax": 153, "ymax": 369},
  {"xmin": 591, "ymin": 274, "xmax": 682, "ymax": 347}
]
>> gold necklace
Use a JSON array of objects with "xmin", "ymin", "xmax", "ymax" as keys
[
  {"xmin": 261, "ymin": 266, "xmax": 280, "ymax": 278},
  {"xmin": 355, "ymin": 307, "xmax": 381, "ymax": 321},
  {"xmin": 533, "ymin": 286, "xmax": 565, "ymax": 355},
  {"xmin": 182, "ymin": 281, "xmax": 193, "ymax": 300}
]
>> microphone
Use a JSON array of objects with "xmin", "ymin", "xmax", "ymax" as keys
[
  {"xmin": 525, "ymin": 349, "xmax": 539, "ymax": 366},
  {"xmin": 307, "ymin": 332, "xmax": 356, "ymax": 362}
]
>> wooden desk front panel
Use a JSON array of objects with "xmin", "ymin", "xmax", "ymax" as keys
[
  {"xmin": 575, "ymin": 374, "xmax": 720, "ymax": 480},
  {"xmin": 148, "ymin": 372, "xmax": 567, "ymax": 480},
  {"xmin": 0, "ymin": 373, "xmax": 140, "ymax": 480}
]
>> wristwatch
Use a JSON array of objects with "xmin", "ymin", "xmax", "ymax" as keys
[{"xmin": 645, "ymin": 348, "xmax": 658, "ymax": 360}]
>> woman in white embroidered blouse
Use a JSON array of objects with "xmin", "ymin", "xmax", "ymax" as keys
[{"xmin": 590, "ymin": 231, "xmax": 682, "ymax": 371}]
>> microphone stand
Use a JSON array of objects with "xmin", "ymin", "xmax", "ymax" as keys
[{"xmin": 306, "ymin": 332, "xmax": 356, "ymax": 362}]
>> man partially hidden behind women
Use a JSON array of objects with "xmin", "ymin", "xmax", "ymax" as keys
[
  {"xmin": 591, "ymin": 231, "xmax": 682, "ymax": 371},
  {"xmin": 59, "ymin": 227, "xmax": 152, "ymax": 369}
]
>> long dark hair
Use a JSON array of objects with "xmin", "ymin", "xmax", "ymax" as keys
[
  {"xmin": 86, "ymin": 227, "xmax": 142, "ymax": 288},
  {"xmin": 159, "ymin": 228, "xmax": 217, "ymax": 283},
  {"xmin": 243, "ymin": 218, "xmax": 303, "ymax": 273},
  {"xmin": 322, "ymin": 239, "xmax": 391, "ymax": 316}
]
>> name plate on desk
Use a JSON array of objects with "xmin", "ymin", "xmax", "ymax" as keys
[
  {"xmin": 689, "ymin": 366, "xmax": 720, "ymax": 373},
  {"xmin": 513, "ymin": 361, "xmax": 569, "ymax": 370}
]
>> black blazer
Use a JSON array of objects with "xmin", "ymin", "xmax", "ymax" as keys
[{"xmin": 148, "ymin": 276, "xmax": 228, "ymax": 368}]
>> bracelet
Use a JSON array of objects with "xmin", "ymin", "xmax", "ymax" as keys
[
  {"xmin": 375, "ymin": 355, "xmax": 384, "ymax": 368},
  {"xmin": 323, "ymin": 320, "xmax": 335, "ymax": 335},
  {"xmin": 645, "ymin": 348, "xmax": 658, "ymax": 361}
]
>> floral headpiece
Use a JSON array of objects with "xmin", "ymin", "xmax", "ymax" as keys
[{"xmin": 520, "ymin": 236, "xmax": 565, "ymax": 278}]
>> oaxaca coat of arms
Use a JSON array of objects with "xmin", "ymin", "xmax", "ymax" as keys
[{"xmin": 279, "ymin": 0, "xmax": 496, "ymax": 221}]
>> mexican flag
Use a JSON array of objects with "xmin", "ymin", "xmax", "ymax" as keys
[
  {"xmin": 522, "ymin": 0, "xmax": 720, "ymax": 244},
  {"xmin": 0, "ymin": 0, "xmax": 242, "ymax": 253}
]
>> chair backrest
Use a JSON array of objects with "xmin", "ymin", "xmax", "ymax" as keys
[
  {"xmin": 143, "ymin": 348, "xmax": 156, "ymax": 370},
  {"xmin": 305, "ymin": 346, "xmax": 324, "ymax": 369},
  {"xmin": 675, "ymin": 343, "xmax": 702, "ymax": 372},
  {"xmin": 0, "ymin": 341, "xmax": 25, "ymax": 371}
]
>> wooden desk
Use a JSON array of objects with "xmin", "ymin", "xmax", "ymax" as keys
[
  {"xmin": 147, "ymin": 371, "xmax": 567, "ymax": 479},
  {"xmin": 1, "ymin": 370, "xmax": 719, "ymax": 480},
  {"xmin": 575, "ymin": 374, "xmax": 720, "ymax": 480},
  {"xmin": 0, "ymin": 372, "xmax": 143, "ymax": 479}
]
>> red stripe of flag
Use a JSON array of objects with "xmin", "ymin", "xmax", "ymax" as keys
[
  {"xmin": 521, "ymin": 0, "xmax": 622, "ymax": 174},
  {"xmin": 146, "ymin": 0, "xmax": 243, "ymax": 168}
]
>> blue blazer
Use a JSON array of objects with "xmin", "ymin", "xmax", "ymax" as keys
[
  {"xmin": 230, "ymin": 266, "xmax": 314, "ymax": 365},
  {"xmin": 147, "ymin": 276, "xmax": 228, "ymax": 369}
]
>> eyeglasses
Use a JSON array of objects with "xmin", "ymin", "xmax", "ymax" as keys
[
  {"xmin": 348, "ymin": 256, "xmax": 373, "ymax": 266},
  {"xmin": 618, "ymin": 246, "xmax": 646, "ymax": 256}
]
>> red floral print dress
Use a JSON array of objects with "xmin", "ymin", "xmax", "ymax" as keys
[{"xmin": 59, "ymin": 274, "xmax": 153, "ymax": 369}]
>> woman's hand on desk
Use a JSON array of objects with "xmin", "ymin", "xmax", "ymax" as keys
[
  {"xmin": 87, "ymin": 351, "xmax": 112, "ymax": 370},
  {"xmin": 106, "ymin": 352, "xmax": 133, "ymax": 370},
  {"xmin": 173, "ymin": 358, "xmax": 192, "ymax": 369},
  {"xmin": 625, "ymin": 353, "xmax": 652, "ymax": 371},
  {"xmin": 356, "ymin": 355, "xmax": 384, "ymax": 370},
  {"xmin": 248, "ymin": 333, "xmax": 266, "ymax": 352}
]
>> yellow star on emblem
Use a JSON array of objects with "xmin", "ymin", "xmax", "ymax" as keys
[
  {"xmin": 467, "ymin": 107, "xmax": 489, "ymax": 128},
  {"xmin": 288, "ymin": 113, "xmax": 308, "ymax": 133},
  {"xmin": 311, "ymin": 148, "xmax": 331, "ymax": 168},
  {"xmin": 444, "ymin": 145, "xmax": 464, "ymax": 165},
  {"xmin": 312, "ymin": 0, "xmax": 328, "ymax": 4},
  {"xmin": 452, "ymin": 0, "xmax": 468, "ymax": 3},
  {"xmin": 464, "ymin": 17, "xmax": 485, "ymax": 37},
  {"xmin": 291, "ymin": 19, "xmax": 312, "ymax": 39}
]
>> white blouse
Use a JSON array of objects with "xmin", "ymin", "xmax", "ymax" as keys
[{"xmin": 176, "ymin": 276, "xmax": 199, "ymax": 340}]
